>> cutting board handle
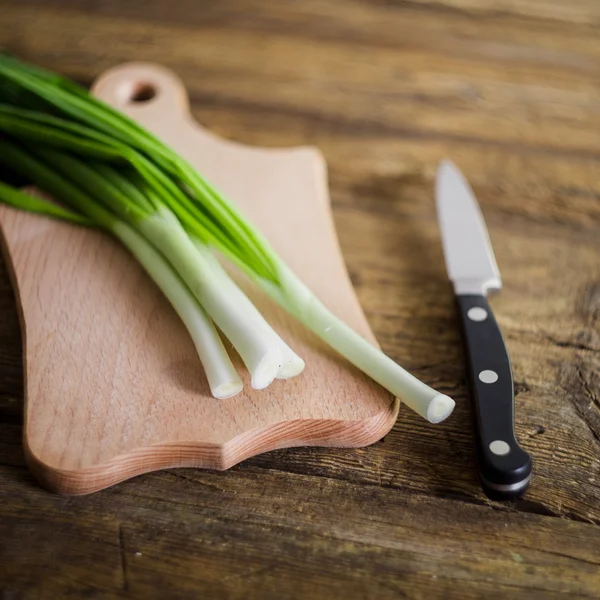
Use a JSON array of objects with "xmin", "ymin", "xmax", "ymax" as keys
[{"xmin": 93, "ymin": 62, "xmax": 190, "ymax": 118}]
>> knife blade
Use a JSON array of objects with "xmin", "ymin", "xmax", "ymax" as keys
[{"xmin": 436, "ymin": 160, "xmax": 532, "ymax": 500}]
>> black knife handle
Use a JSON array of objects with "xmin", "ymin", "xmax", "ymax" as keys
[{"xmin": 456, "ymin": 295, "xmax": 532, "ymax": 500}]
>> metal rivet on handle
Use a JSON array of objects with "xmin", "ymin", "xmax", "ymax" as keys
[
  {"xmin": 479, "ymin": 370, "xmax": 498, "ymax": 383},
  {"xmin": 490, "ymin": 440, "xmax": 511, "ymax": 456},
  {"xmin": 467, "ymin": 307, "xmax": 488, "ymax": 322}
]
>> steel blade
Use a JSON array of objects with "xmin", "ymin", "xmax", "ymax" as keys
[{"xmin": 435, "ymin": 160, "xmax": 501, "ymax": 296}]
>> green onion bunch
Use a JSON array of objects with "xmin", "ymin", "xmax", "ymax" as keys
[{"xmin": 0, "ymin": 54, "xmax": 454, "ymax": 422}]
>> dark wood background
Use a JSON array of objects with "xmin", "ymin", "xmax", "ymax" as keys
[{"xmin": 1, "ymin": 1, "xmax": 599, "ymax": 598}]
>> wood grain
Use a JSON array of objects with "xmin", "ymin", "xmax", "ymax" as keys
[
  {"xmin": 2, "ymin": 466, "xmax": 600, "ymax": 599},
  {"xmin": 1, "ymin": 0, "xmax": 599, "ymax": 597}
]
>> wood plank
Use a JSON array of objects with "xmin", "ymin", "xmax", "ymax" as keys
[
  {"xmin": 6, "ymin": 0, "xmax": 600, "ymax": 33},
  {"xmin": 406, "ymin": 0, "xmax": 600, "ymax": 25},
  {"xmin": 1, "ymin": 3, "xmax": 600, "ymax": 156},
  {"xmin": 0, "ymin": 468, "xmax": 125, "ymax": 597},
  {"xmin": 1, "ymin": 465, "xmax": 600, "ymax": 599}
]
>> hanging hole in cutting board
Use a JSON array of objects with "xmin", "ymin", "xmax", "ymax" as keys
[
  {"xmin": 94, "ymin": 63, "xmax": 191, "ymax": 119},
  {"xmin": 128, "ymin": 82, "xmax": 157, "ymax": 103}
]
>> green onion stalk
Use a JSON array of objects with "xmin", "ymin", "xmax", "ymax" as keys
[{"xmin": 0, "ymin": 54, "xmax": 454, "ymax": 423}]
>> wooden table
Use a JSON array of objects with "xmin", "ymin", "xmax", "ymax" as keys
[{"xmin": 1, "ymin": 1, "xmax": 599, "ymax": 598}]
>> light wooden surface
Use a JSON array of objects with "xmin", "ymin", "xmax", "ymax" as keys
[
  {"xmin": 0, "ymin": 62, "xmax": 397, "ymax": 495},
  {"xmin": 1, "ymin": 0, "xmax": 599, "ymax": 598}
]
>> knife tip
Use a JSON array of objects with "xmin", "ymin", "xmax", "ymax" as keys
[{"xmin": 437, "ymin": 159, "xmax": 457, "ymax": 177}]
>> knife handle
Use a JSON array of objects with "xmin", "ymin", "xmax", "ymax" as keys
[{"xmin": 456, "ymin": 295, "xmax": 532, "ymax": 500}]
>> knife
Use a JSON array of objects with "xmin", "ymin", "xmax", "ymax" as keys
[{"xmin": 435, "ymin": 160, "xmax": 532, "ymax": 500}]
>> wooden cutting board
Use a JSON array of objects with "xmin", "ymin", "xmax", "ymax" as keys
[{"xmin": 0, "ymin": 63, "xmax": 399, "ymax": 495}]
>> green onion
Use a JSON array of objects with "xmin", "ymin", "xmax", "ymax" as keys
[
  {"xmin": 0, "ymin": 181, "xmax": 91, "ymax": 226},
  {"xmin": 0, "ymin": 54, "xmax": 454, "ymax": 422}
]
